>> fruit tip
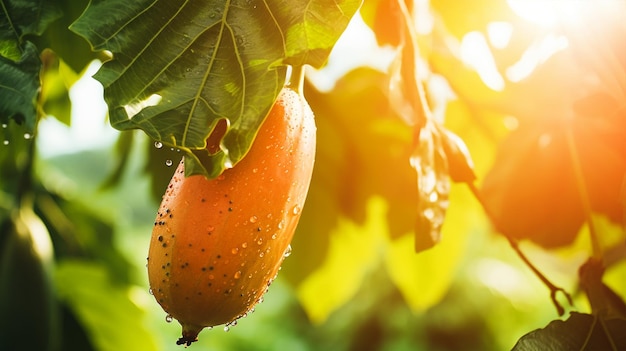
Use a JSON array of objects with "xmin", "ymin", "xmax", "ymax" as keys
[{"xmin": 176, "ymin": 324, "xmax": 204, "ymax": 347}]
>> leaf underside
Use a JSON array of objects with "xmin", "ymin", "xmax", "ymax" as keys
[{"xmin": 70, "ymin": 0, "xmax": 359, "ymax": 177}]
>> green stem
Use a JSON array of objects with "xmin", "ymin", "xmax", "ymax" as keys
[{"xmin": 290, "ymin": 65, "xmax": 306, "ymax": 95}]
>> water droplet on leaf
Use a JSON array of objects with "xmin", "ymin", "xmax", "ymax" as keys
[{"xmin": 154, "ymin": 141, "xmax": 163, "ymax": 149}]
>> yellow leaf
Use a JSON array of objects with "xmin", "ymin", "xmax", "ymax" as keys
[{"xmin": 296, "ymin": 197, "xmax": 388, "ymax": 324}]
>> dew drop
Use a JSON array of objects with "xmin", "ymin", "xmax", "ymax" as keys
[
  {"xmin": 283, "ymin": 245, "xmax": 292, "ymax": 258},
  {"xmin": 149, "ymin": 288, "xmax": 154, "ymax": 295},
  {"xmin": 292, "ymin": 205, "xmax": 301, "ymax": 215},
  {"xmin": 241, "ymin": 242, "xmax": 248, "ymax": 249},
  {"xmin": 3, "ymin": 140, "xmax": 8, "ymax": 145},
  {"xmin": 234, "ymin": 271, "xmax": 241, "ymax": 279},
  {"xmin": 224, "ymin": 326, "xmax": 230, "ymax": 332},
  {"xmin": 154, "ymin": 141, "xmax": 163, "ymax": 149},
  {"xmin": 1, "ymin": 123, "xmax": 7, "ymax": 128},
  {"xmin": 23, "ymin": 133, "xmax": 32, "ymax": 139},
  {"xmin": 271, "ymin": 233, "xmax": 277, "ymax": 240},
  {"xmin": 249, "ymin": 215, "xmax": 258, "ymax": 223},
  {"xmin": 165, "ymin": 315, "xmax": 173, "ymax": 323},
  {"xmin": 231, "ymin": 247, "xmax": 239, "ymax": 255},
  {"xmin": 277, "ymin": 221, "xmax": 285, "ymax": 230},
  {"xmin": 165, "ymin": 159, "xmax": 173, "ymax": 167},
  {"xmin": 256, "ymin": 238, "xmax": 263, "ymax": 245},
  {"xmin": 252, "ymin": 168, "xmax": 258, "ymax": 173}
]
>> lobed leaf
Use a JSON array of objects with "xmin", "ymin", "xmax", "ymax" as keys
[{"xmin": 70, "ymin": 0, "xmax": 359, "ymax": 177}]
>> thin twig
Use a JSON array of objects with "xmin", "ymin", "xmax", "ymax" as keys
[
  {"xmin": 468, "ymin": 182, "xmax": 573, "ymax": 316},
  {"xmin": 566, "ymin": 127, "xmax": 602, "ymax": 260}
]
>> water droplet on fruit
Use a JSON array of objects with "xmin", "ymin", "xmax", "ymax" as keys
[
  {"xmin": 252, "ymin": 167, "xmax": 258, "ymax": 173},
  {"xmin": 149, "ymin": 288, "xmax": 154, "ymax": 295},
  {"xmin": 224, "ymin": 326, "xmax": 230, "ymax": 332},
  {"xmin": 292, "ymin": 205, "xmax": 301, "ymax": 215},
  {"xmin": 249, "ymin": 215, "xmax": 257, "ymax": 223},
  {"xmin": 256, "ymin": 238, "xmax": 263, "ymax": 245},
  {"xmin": 242, "ymin": 242, "xmax": 248, "ymax": 249},
  {"xmin": 165, "ymin": 159, "xmax": 173, "ymax": 167},
  {"xmin": 165, "ymin": 315, "xmax": 173, "ymax": 323},
  {"xmin": 231, "ymin": 247, "xmax": 239, "ymax": 255},
  {"xmin": 234, "ymin": 271, "xmax": 241, "ymax": 279},
  {"xmin": 271, "ymin": 233, "xmax": 277, "ymax": 240},
  {"xmin": 154, "ymin": 141, "xmax": 163, "ymax": 149},
  {"xmin": 277, "ymin": 221, "xmax": 285, "ymax": 229},
  {"xmin": 283, "ymin": 245, "xmax": 292, "ymax": 258}
]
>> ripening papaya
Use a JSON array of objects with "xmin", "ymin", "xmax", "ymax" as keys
[{"xmin": 147, "ymin": 87, "xmax": 316, "ymax": 346}]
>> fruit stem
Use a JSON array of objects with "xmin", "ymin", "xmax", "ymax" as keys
[{"xmin": 290, "ymin": 65, "xmax": 306, "ymax": 95}]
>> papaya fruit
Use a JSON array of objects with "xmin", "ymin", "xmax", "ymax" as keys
[{"xmin": 147, "ymin": 87, "xmax": 316, "ymax": 346}]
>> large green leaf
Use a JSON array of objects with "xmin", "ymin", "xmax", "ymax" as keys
[
  {"xmin": 70, "ymin": 0, "xmax": 360, "ymax": 177},
  {"xmin": 0, "ymin": 0, "xmax": 62, "ymax": 130}
]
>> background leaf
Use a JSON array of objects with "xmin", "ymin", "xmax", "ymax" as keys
[
  {"xmin": 512, "ymin": 312, "xmax": 626, "ymax": 351},
  {"xmin": 70, "ymin": 0, "xmax": 359, "ymax": 177},
  {"xmin": 0, "ymin": 0, "xmax": 63, "ymax": 129},
  {"xmin": 54, "ymin": 260, "xmax": 158, "ymax": 351}
]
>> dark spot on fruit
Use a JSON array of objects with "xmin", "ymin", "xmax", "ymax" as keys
[
  {"xmin": 224, "ymin": 289, "xmax": 232, "ymax": 295},
  {"xmin": 188, "ymin": 243, "xmax": 192, "ymax": 247},
  {"xmin": 257, "ymin": 227, "xmax": 262, "ymax": 232},
  {"xmin": 201, "ymin": 198, "xmax": 206, "ymax": 202},
  {"xmin": 202, "ymin": 267, "xmax": 207, "ymax": 272},
  {"xmin": 208, "ymin": 282, "xmax": 212, "ymax": 287},
  {"xmin": 228, "ymin": 207, "xmax": 233, "ymax": 212},
  {"xmin": 201, "ymin": 248, "xmax": 206, "ymax": 252},
  {"xmin": 161, "ymin": 265, "xmax": 166, "ymax": 269},
  {"xmin": 158, "ymin": 236, "xmax": 164, "ymax": 242},
  {"xmin": 229, "ymin": 200, "xmax": 233, "ymax": 204},
  {"xmin": 162, "ymin": 243, "xmax": 168, "ymax": 248},
  {"xmin": 223, "ymin": 274, "xmax": 227, "ymax": 278},
  {"xmin": 209, "ymin": 266, "xmax": 214, "ymax": 271},
  {"xmin": 217, "ymin": 255, "xmax": 221, "ymax": 259},
  {"xmin": 166, "ymin": 208, "xmax": 170, "ymax": 213}
]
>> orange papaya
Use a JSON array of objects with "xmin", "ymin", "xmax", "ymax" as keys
[{"xmin": 147, "ymin": 87, "xmax": 316, "ymax": 346}]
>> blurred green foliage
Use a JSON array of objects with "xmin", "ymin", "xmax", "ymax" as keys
[{"xmin": 2, "ymin": 0, "xmax": 626, "ymax": 350}]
